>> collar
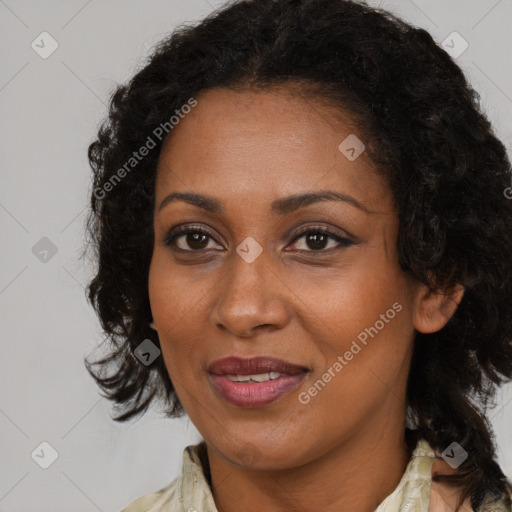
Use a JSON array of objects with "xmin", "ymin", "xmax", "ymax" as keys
[
  {"xmin": 135, "ymin": 436, "xmax": 500, "ymax": 512},
  {"xmin": 175, "ymin": 437, "xmax": 437, "ymax": 512}
]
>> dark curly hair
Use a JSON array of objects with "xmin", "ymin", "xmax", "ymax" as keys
[{"xmin": 84, "ymin": 0, "xmax": 512, "ymax": 509}]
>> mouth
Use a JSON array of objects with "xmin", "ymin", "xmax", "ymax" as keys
[{"xmin": 207, "ymin": 356, "xmax": 309, "ymax": 408}]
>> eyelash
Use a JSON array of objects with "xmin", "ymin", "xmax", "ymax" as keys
[{"xmin": 162, "ymin": 224, "xmax": 354, "ymax": 255}]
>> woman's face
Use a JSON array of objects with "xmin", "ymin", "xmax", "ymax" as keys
[{"xmin": 148, "ymin": 86, "xmax": 421, "ymax": 469}]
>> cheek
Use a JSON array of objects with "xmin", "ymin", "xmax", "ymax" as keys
[
  {"xmin": 298, "ymin": 301, "xmax": 413, "ymax": 443},
  {"xmin": 148, "ymin": 253, "xmax": 204, "ymax": 371},
  {"xmin": 293, "ymin": 250, "xmax": 415, "ymax": 400},
  {"xmin": 149, "ymin": 254, "xmax": 190, "ymax": 315},
  {"xmin": 291, "ymin": 246, "xmax": 411, "ymax": 343}
]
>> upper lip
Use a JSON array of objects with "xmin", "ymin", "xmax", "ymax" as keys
[{"xmin": 208, "ymin": 356, "xmax": 308, "ymax": 376}]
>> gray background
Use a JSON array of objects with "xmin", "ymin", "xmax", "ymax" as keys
[{"xmin": 0, "ymin": 0, "xmax": 511, "ymax": 511}]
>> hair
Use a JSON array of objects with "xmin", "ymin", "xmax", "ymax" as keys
[{"xmin": 84, "ymin": 0, "xmax": 512, "ymax": 508}]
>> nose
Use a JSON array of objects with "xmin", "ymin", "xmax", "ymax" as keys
[{"xmin": 210, "ymin": 246, "xmax": 291, "ymax": 338}]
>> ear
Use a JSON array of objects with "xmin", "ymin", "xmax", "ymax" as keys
[
  {"xmin": 412, "ymin": 282, "xmax": 465, "ymax": 334},
  {"xmin": 149, "ymin": 320, "xmax": 157, "ymax": 331}
]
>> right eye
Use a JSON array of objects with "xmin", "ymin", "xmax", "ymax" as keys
[{"xmin": 163, "ymin": 225, "xmax": 223, "ymax": 252}]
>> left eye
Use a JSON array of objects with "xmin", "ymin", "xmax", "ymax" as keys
[{"xmin": 287, "ymin": 228, "xmax": 354, "ymax": 252}]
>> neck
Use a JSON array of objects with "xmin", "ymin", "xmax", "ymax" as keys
[{"xmin": 205, "ymin": 423, "xmax": 414, "ymax": 512}]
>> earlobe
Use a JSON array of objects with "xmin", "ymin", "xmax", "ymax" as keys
[
  {"xmin": 412, "ymin": 282, "xmax": 465, "ymax": 334},
  {"xmin": 149, "ymin": 320, "xmax": 157, "ymax": 331}
]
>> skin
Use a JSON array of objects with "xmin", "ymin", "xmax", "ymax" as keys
[{"xmin": 148, "ymin": 86, "xmax": 464, "ymax": 512}]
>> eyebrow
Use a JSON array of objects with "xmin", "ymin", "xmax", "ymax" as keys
[{"xmin": 157, "ymin": 190, "xmax": 370, "ymax": 215}]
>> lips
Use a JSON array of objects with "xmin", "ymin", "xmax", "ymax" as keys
[
  {"xmin": 207, "ymin": 356, "xmax": 309, "ymax": 408},
  {"xmin": 207, "ymin": 356, "xmax": 308, "ymax": 376}
]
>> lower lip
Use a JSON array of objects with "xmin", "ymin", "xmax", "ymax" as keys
[{"xmin": 209, "ymin": 372, "xmax": 307, "ymax": 408}]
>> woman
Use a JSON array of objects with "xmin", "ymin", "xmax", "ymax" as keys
[{"xmin": 84, "ymin": 0, "xmax": 512, "ymax": 510}]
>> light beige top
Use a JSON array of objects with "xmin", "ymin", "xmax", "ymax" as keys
[{"xmin": 120, "ymin": 438, "xmax": 511, "ymax": 512}]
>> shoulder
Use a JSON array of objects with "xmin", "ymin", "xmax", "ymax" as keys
[
  {"xmin": 475, "ymin": 479, "xmax": 512, "ymax": 512},
  {"xmin": 429, "ymin": 455, "xmax": 512, "ymax": 512},
  {"xmin": 118, "ymin": 442, "xmax": 210, "ymax": 512},
  {"xmin": 119, "ymin": 478, "xmax": 179, "ymax": 512}
]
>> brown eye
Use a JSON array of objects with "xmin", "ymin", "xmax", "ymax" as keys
[
  {"xmin": 163, "ymin": 226, "xmax": 222, "ymax": 252},
  {"xmin": 163, "ymin": 225, "xmax": 354, "ymax": 255},
  {"xmin": 287, "ymin": 228, "xmax": 354, "ymax": 253},
  {"xmin": 302, "ymin": 232, "xmax": 330, "ymax": 250},
  {"xmin": 179, "ymin": 232, "xmax": 210, "ymax": 250}
]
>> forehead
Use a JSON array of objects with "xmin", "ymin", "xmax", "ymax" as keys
[{"xmin": 155, "ymin": 87, "xmax": 393, "ymax": 213}]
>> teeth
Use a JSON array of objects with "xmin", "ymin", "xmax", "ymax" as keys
[
  {"xmin": 237, "ymin": 374, "xmax": 254, "ymax": 382},
  {"xmin": 225, "ymin": 372, "xmax": 282, "ymax": 383}
]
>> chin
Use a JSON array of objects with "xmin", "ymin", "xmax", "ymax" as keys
[{"xmin": 214, "ymin": 435, "xmax": 310, "ymax": 471}]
